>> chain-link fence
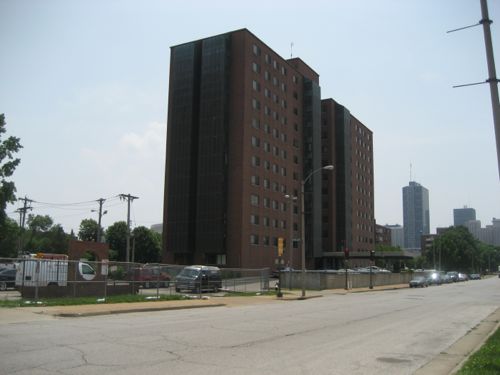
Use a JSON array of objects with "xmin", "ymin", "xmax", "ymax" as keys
[{"xmin": 0, "ymin": 257, "xmax": 271, "ymax": 300}]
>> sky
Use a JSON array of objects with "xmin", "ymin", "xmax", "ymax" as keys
[{"xmin": 1, "ymin": 0, "xmax": 499, "ymax": 235}]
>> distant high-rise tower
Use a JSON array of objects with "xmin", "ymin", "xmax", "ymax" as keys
[
  {"xmin": 453, "ymin": 206, "xmax": 476, "ymax": 227},
  {"xmin": 402, "ymin": 181, "xmax": 430, "ymax": 250}
]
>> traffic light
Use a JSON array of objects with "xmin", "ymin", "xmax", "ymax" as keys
[{"xmin": 278, "ymin": 237, "xmax": 284, "ymax": 257}]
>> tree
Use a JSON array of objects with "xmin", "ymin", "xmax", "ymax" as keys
[
  {"xmin": 429, "ymin": 226, "xmax": 480, "ymax": 273},
  {"xmin": 78, "ymin": 218, "xmax": 99, "ymax": 242},
  {"xmin": 132, "ymin": 226, "xmax": 161, "ymax": 264},
  {"xmin": 0, "ymin": 217, "xmax": 19, "ymax": 257},
  {"xmin": 0, "ymin": 113, "xmax": 22, "ymax": 245},
  {"xmin": 105, "ymin": 221, "xmax": 128, "ymax": 261},
  {"xmin": 22, "ymin": 214, "xmax": 69, "ymax": 254}
]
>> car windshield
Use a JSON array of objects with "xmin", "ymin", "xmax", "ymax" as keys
[{"xmin": 178, "ymin": 269, "xmax": 199, "ymax": 278}]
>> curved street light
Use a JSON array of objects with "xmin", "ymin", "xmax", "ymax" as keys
[{"xmin": 300, "ymin": 165, "xmax": 334, "ymax": 298}]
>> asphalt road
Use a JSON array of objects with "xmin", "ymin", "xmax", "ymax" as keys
[{"xmin": 1, "ymin": 277, "xmax": 499, "ymax": 375}]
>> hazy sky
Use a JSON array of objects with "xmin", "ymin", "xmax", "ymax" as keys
[{"xmin": 1, "ymin": 0, "xmax": 499, "ymax": 235}]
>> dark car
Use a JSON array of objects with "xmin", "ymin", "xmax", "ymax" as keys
[
  {"xmin": 409, "ymin": 276, "xmax": 428, "ymax": 288},
  {"xmin": 175, "ymin": 265, "xmax": 222, "ymax": 293},
  {"xmin": 0, "ymin": 268, "xmax": 16, "ymax": 291},
  {"xmin": 446, "ymin": 271, "xmax": 459, "ymax": 282}
]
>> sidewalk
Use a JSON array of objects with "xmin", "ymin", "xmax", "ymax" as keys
[{"xmin": 4, "ymin": 283, "xmax": 409, "ymax": 319}]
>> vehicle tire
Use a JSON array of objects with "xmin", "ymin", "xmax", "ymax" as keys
[{"xmin": 0, "ymin": 282, "xmax": 6, "ymax": 291}]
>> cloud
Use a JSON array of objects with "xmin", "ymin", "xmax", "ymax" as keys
[{"xmin": 119, "ymin": 121, "xmax": 166, "ymax": 158}]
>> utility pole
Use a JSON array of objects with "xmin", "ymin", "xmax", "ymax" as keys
[
  {"xmin": 119, "ymin": 194, "xmax": 139, "ymax": 263},
  {"xmin": 480, "ymin": 0, "xmax": 500, "ymax": 179},
  {"xmin": 449, "ymin": 0, "xmax": 500, "ymax": 177},
  {"xmin": 94, "ymin": 198, "xmax": 106, "ymax": 243},
  {"xmin": 16, "ymin": 196, "xmax": 33, "ymax": 255}
]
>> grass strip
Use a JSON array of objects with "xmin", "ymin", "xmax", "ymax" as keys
[
  {"xmin": 457, "ymin": 326, "xmax": 500, "ymax": 375},
  {"xmin": 0, "ymin": 294, "xmax": 187, "ymax": 308}
]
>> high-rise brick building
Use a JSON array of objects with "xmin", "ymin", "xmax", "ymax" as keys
[{"xmin": 162, "ymin": 29, "xmax": 374, "ymax": 269}]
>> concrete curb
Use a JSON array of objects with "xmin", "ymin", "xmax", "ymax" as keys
[{"xmin": 53, "ymin": 303, "xmax": 227, "ymax": 317}]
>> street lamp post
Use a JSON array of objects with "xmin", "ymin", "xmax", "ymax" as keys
[
  {"xmin": 300, "ymin": 165, "xmax": 334, "ymax": 298},
  {"xmin": 285, "ymin": 194, "xmax": 297, "ymax": 290}
]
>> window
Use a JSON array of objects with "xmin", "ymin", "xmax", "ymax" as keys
[
  {"xmin": 263, "ymin": 142, "xmax": 270, "ymax": 152},
  {"xmin": 293, "ymin": 107, "xmax": 298, "ymax": 115},
  {"xmin": 250, "ymin": 194, "xmax": 259, "ymax": 206},
  {"xmin": 252, "ymin": 118, "xmax": 260, "ymax": 129},
  {"xmin": 281, "ymin": 167, "xmax": 286, "ymax": 177},
  {"xmin": 263, "ymin": 236, "xmax": 270, "ymax": 245},
  {"xmin": 281, "ymin": 150, "xmax": 287, "ymax": 159},
  {"xmin": 272, "ymin": 59, "xmax": 277, "ymax": 69},
  {"xmin": 252, "ymin": 44, "xmax": 261, "ymax": 56},
  {"xmin": 280, "ymin": 133, "xmax": 287, "ymax": 143},
  {"xmin": 281, "ymin": 66, "xmax": 286, "ymax": 75},
  {"xmin": 265, "ymin": 54, "xmax": 271, "ymax": 64},
  {"xmin": 251, "ymin": 175, "xmax": 260, "ymax": 186},
  {"xmin": 263, "ymin": 178, "xmax": 270, "ymax": 189},
  {"xmin": 264, "ymin": 88, "xmax": 270, "ymax": 98},
  {"xmin": 263, "ymin": 217, "xmax": 270, "ymax": 227},
  {"xmin": 250, "ymin": 215, "xmax": 259, "ymax": 225},
  {"xmin": 252, "ymin": 80, "xmax": 260, "ymax": 92},
  {"xmin": 252, "ymin": 98, "xmax": 260, "ymax": 110},
  {"xmin": 264, "ymin": 197, "xmax": 270, "ymax": 208},
  {"xmin": 281, "ymin": 82, "xmax": 286, "ymax": 92},
  {"xmin": 272, "ymin": 76, "xmax": 278, "ymax": 86},
  {"xmin": 272, "ymin": 200, "xmax": 278, "ymax": 210},
  {"xmin": 272, "ymin": 164, "xmax": 278, "ymax": 173},
  {"xmin": 251, "ymin": 155, "xmax": 260, "ymax": 167},
  {"xmin": 264, "ymin": 160, "xmax": 270, "ymax": 170},
  {"xmin": 252, "ymin": 62, "xmax": 260, "ymax": 73},
  {"xmin": 273, "ymin": 146, "xmax": 279, "ymax": 156},
  {"xmin": 251, "ymin": 136, "xmax": 260, "ymax": 147},
  {"xmin": 264, "ymin": 123, "xmax": 270, "ymax": 133},
  {"xmin": 264, "ymin": 71, "xmax": 270, "ymax": 81},
  {"xmin": 272, "ymin": 181, "xmax": 279, "ymax": 192},
  {"xmin": 250, "ymin": 234, "xmax": 259, "ymax": 245}
]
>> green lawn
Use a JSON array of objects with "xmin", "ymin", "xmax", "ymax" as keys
[
  {"xmin": 457, "ymin": 326, "xmax": 500, "ymax": 375},
  {"xmin": 0, "ymin": 293, "xmax": 187, "ymax": 308}
]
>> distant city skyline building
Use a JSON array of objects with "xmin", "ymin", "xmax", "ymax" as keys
[
  {"xmin": 384, "ymin": 224, "xmax": 404, "ymax": 249},
  {"xmin": 453, "ymin": 206, "xmax": 476, "ymax": 227},
  {"xmin": 402, "ymin": 181, "xmax": 430, "ymax": 250}
]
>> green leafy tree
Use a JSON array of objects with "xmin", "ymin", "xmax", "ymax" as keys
[
  {"xmin": 0, "ymin": 217, "xmax": 20, "ymax": 257},
  {"xmin": 132, "ymin": 226, "xmax": 161, "ymax": 264},
  {"xmin": 78, "ymin": 218, "xmax": 99, "ymax": 242},
  {"xmin": 0, "ymin": 114, "xmax": 22, "ymax": 246},
  {"xmin": 429, "ymin": 226, "xmax": 480, "ymax": 272},
  {"xmin": 105, "ymin": 221, "xmax": 128, "ymax": 261},
  {"xmin": 22, "ymin": 215, "xmax": 69, "ymax": 254}
]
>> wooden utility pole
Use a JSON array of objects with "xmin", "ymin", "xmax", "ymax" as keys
[{"xmin": 119, "ymin": 194, "xmax": 139, "ymax": 263}]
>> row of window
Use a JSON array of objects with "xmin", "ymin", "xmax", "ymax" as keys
[
  {"xmin": 252, "ymin": 44, "xmax": 289, "ymax": 77},
  {"xmin": 250, "ymin": 234, "xmax": 286, "ymax": 246},
  {"xmin": 250, "ymin": 214, "xmax": 287, "ymax": 229},
  {"xmin": 250, "ymin": 194, "xmax": 290, "ymax": 211}
]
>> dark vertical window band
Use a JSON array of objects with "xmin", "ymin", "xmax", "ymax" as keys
[
  {"xmin": 195, "ymin": 35, "xmax": 230, "ymax": 254},
  {"xmin": 302, "ymin": 78, "xmax": 323, "ymax": 262},
  {"xmin": 335, "ymin": 105, "xmax": 352, "ymax": 252},
  {"xmin": 166, "ymin": 42, "xmax": 201, "ymax": 257}
]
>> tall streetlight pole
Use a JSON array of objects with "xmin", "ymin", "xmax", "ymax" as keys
[
  {"xmin": 285, "ymin": 194, "xmax": 297, "ymax": 290},
  {"xmin": 300, "ymin": 165, "xmax": 334, "ymax": 298}
]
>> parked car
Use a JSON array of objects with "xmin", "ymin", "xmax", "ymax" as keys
[
  {"xmin": 0, "ymin": 268, "xmax": 16, "ymax": 291},
  {"xmin": 175, "ymin": 265, "xmax": 222, "ymax": 293},
  {"xmin": 129, "ymin": 265, "xmax": 171, "ymax": 288},
  {"xmin": 427, "ymin": 272, "xmax": 442, "ymax": 285},
  {"xmin": 469, "ymin": 273, "xmax": 481, "ymax": 280},
  {"xmin": 409, "ymin": 276, "xmax": 428, "ymax": 288},
  {"xmin": 446, "ymin": 271, "xmax": 459, "ymax": 282},
  {"xmin": 441, "ymin": 274, "xmax": 453, "ymax": 284},
  {"xmin": 458, "ymin": 273, "xmax": 469, "ymax": 282}
]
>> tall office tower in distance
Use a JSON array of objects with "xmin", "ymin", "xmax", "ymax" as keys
[
  {"xmin": 453, "ymin": 206, "xmax": 476, "ymax": 227},
  {"xmin": 402, "ymin": 181, "xmax": 430, "ymax": 251},
  {"xmin": 162, "ymin": 29, "xmax": 374, "ymax": 269}
]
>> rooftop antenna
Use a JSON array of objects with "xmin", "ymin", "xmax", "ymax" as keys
[
  {"xmin": 448, "ymin": 0, "xmax": 500, "ymax": 179},
  {"xmin": 290, "ymin": 42, "xmax": 294, "ymax": 58},
  {"xmin": 409, "ymin": 163, "xmax": 413, "ymax": 182}
]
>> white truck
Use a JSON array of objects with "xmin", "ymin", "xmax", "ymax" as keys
[{"xmin": 15, "ymin": 253, "xmax": 96, "ymax": 287}]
